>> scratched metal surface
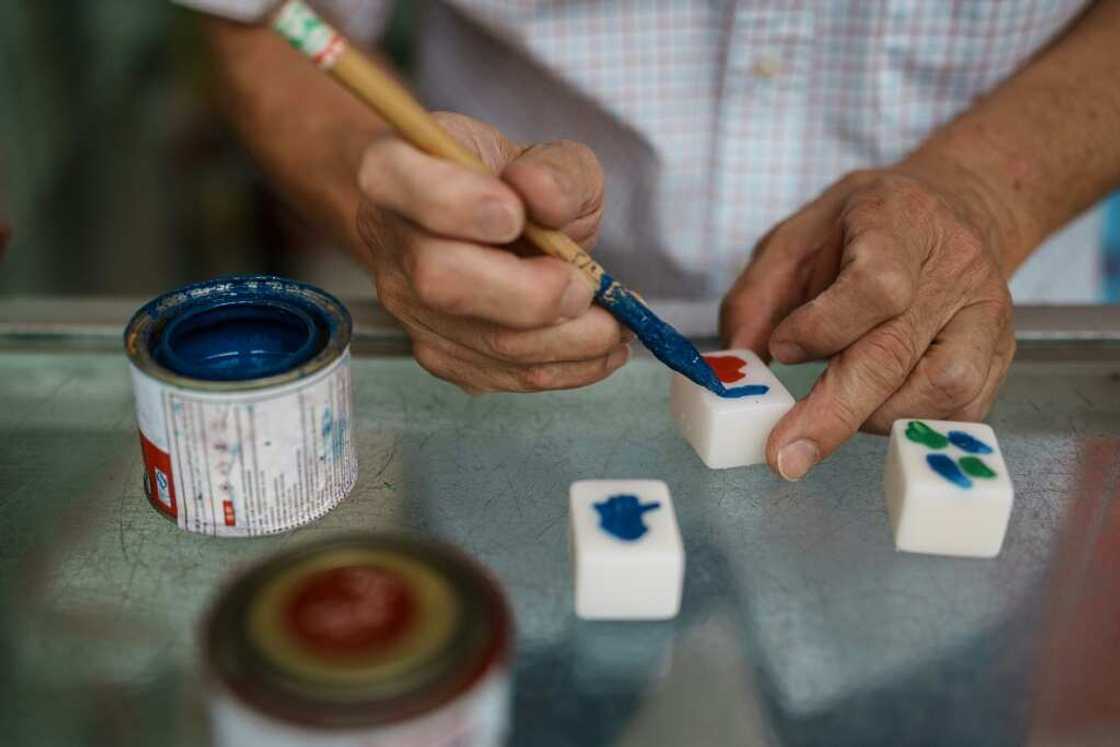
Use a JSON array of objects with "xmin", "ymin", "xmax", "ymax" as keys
[{"xmin": 1, "ymin": 343, "xmax": 1119, "ymax": 746}]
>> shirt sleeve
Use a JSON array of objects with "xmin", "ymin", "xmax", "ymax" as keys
[{"xmin": 170, "ymin": 0, "xmax": 394, "ymax": 45}]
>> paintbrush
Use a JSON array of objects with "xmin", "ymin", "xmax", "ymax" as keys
[{"xmin": 198, "ymin": 0, "xmax": 725, "ymax": 394}]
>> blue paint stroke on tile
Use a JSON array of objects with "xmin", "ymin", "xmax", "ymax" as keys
[
  {"xmin": 594, "ymin": 494, "xmax": 661, "ymax": 541},
  {"xmin": 948, "ymin": 431, "xmax": 993, "ymax": 454},
  {"xmin": 720, "ymin": 384, "xmax": 770, "ymax": 398},
  {"xmin": 927, "ymin": 453, "xmax": 972, "ymax": 489}
]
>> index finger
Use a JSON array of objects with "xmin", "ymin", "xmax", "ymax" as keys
[
  {"xmin": 769, "ymin": 207, "xmax": 923, "ymax": 365},
  {"xmin": 766, "ymin": 313, "xmax": 928, "ymax": 480},
  {"xmin": 502, "ymin": 140, "xmax": 604, "ymax": 238}
]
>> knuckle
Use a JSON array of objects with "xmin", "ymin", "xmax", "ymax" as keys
[
  {"xmin": 946, "ymin": 229, "xmax": 989, "ymax": 274},
  {"xmin": 485, "ymin": 328, "xmax": 528, "ymax": 362},
  {"xmin": 863, "ymin": 264, "xmax": 914, "ymax": 316},
  {"xmin": 843, "ymin": 197, "xmax": 888, "ymax": 229},
  {"xmin": 405, "ymin": 251, "xmax": 459, "ymax": 312},
  {"xmin": 862, "ymin": 326, "xmax": 919, "ymax": 385},
  {"xmin": 356, "ymin": 146, "xmax": 379, "ymax": 196},
  {"xmin": 922, "ymin": 355, "xmax": 986, "ymax": 408},
  {"xmin": 412, "ymin": 342, "xmax": 445, "ymax": 378},
  {"xmin": 357, "ymin": 136, "xmax": 397, "ymax": 198},
  {"xmin": 520, "ymin": 364, "xmax": 557, "ymax": 391}
]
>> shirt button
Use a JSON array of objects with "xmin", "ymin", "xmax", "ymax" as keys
[{"xmin": 751, "ymin": 56, "xmax": 784, "ymax": 79}]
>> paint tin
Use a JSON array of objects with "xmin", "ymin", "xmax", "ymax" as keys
[
  {"xmin": 203, "ymin": 534, "xmax": 513, "ymax": 746},
  {"xmin": 124, "ymin": 275, "xmax": 357, "ymax": 537}
]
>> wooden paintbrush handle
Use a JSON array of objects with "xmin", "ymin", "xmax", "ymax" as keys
[{"xmin": 273, "ymin": 0, "xmax": 606, "ymax": 289}]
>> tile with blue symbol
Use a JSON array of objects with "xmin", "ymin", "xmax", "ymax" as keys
[
  {"xmin": 884, "ymin": 419, "xmax": 1014, "ymax": 558},
  {"xmin": 569, "ymin": 479, "xmax": 685, "ymax": 620}
]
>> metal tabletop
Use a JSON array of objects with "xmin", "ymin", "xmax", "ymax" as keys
[{"xmin": 1, "ymin": 300, "xmax": 1119, "ymax": 746}]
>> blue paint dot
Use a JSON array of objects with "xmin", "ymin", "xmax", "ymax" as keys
[
  {"xmin": 927, "ymin": 454, "xmax": 972, "ymax": 489},
  {"xmin": 593, "ymin": 494, "xmax": 661, "ymax": 541},
  {"xmin": 719, "ymin": 384, "xmax": 770, "ymax": 398},
  {"xmin": 947, "ymin": 431, "xmax": 993, "ymax": 454}
]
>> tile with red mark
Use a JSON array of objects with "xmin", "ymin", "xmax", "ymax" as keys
[
  {"xmin": 670, "ymin": 349, "xmax": 795, "ymax": 469},
  {"xmin": 704, "ymin": 354, "xmax": 748, "ymax": 384}
]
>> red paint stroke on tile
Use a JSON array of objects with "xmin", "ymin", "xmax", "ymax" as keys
[{"xmin": 704, "ymin": 354, "xmax": 748, "ymax": 384}]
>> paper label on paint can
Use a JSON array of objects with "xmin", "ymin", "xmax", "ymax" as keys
[{"xmin": 130, "ymin": 351, "xmax": 357, "ymax": 537}]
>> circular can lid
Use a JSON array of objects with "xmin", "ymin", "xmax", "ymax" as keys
[{"xmin": 204, "ymin": 534, "xmax": 512, "ymax": 730}]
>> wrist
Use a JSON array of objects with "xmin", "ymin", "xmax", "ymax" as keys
[{"xmin": 895, "ymin": 142, "xmax": 1039, "ymax": 277}]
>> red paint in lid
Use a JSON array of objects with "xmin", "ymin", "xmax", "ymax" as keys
[{"xmin": 283, "ymin": 566, "xmax": 415, "ymax": 657}]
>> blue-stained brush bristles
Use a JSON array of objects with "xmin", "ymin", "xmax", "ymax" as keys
[{"xmin": 596, "ymin": 274, "xmax": 725, "ymax": 395}]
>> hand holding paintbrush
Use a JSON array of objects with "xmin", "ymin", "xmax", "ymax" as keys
[{"xmin": 247, "ymin": 0, "xmax": 726, "ymax": 395}]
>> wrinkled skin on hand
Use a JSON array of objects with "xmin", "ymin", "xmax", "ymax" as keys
[
  {"xmin": 356, "ymin": 112, "xmax": 629, "ymax": 394},
  {"xmin": 721, "ymin": 168, "xmax": 1015, "ymax": 480}
]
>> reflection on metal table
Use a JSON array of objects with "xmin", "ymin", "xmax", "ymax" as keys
[{"xmin": 1, "ymin": 299, "xmax": 1118, "ymax": 746}]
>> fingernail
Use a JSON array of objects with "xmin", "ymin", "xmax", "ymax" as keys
[
  {"xmin": 558, "ymin": 274, "xmax": 593, "ymax": 319},
  {"xmin": 771, "ymin": 340, "xmax": 807, "ymax": 363},
  {"xmin": 607, "ymin": 344, "xmax": 631, "ymax": 369},
  {"xmin": 777, "ymin": 439, "xmax": 819, "ymax": 481},
  {"xmin": 477, "ymin": 200, "xmax": 519, "ymax": 241},
  {"xmin": 620, "ymin": 328, "xmax": 636, "ymax": 345}
]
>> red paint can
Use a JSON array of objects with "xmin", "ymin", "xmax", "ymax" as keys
[{"xmin": 203, "ymin": 534, "xmax": 513, "ymax": 746}]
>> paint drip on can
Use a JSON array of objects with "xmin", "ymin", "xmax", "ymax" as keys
[
  {"xmin": 203, "ymin": 534, "xmax": 513, "ymax": 746},
  {"xmin": 124, "ymin": 275, "xmax": 357, "ymax": 537}
]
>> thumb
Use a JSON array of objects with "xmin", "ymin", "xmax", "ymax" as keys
[{"xmin": 502, "ymin": 140, "xmax": 604, "ymax": 248}]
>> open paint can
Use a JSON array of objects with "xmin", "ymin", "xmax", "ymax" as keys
[
  {"xmin": 124, "ymin": 275, "xmax": 357, "ymax": 536},
  {"xmin": 203, "ymin": 534, "xmax": 513, "ymax": 746}
]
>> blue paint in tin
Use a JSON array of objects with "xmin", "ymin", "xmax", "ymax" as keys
[
  {"xmin": 596, "ymin": 273, "xmax": 725, "ymax": 395},
  {"xmin": 127, "ymin": 275, "xmax": 349, "ymax": 384},
  {"xmin": 155, "ymin": 298, "xmax": 324, "ymax": 381}
]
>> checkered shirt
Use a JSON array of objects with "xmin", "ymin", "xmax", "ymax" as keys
[{"xmin": 181, "ymin": 0, "xmax": 1099, "ymax": 302}]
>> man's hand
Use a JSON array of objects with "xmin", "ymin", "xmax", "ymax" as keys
[
  {"xmin": 357, "ymin": 112, "xmax": 628, "ymax": 393},
  {"xmin": 720, "ymin": 166, "xmax": 1015, "ymax": 480}
]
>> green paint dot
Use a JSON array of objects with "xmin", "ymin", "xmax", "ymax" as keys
[
  {"xmin": 905, "ymin": 420, "xmax": 948, "ymax": 449},
  {"xmin": 959, "ymin": 456, "xmax": 996, "ymax": 479}
]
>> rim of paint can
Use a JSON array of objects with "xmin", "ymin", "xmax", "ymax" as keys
[
  {"xmin": 125, "ymin": 275, "xmax": 351, "ymax": 392},
  {"xmin": 203, "ymin": 534, "xmax": 512, "ymax": 730}
]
